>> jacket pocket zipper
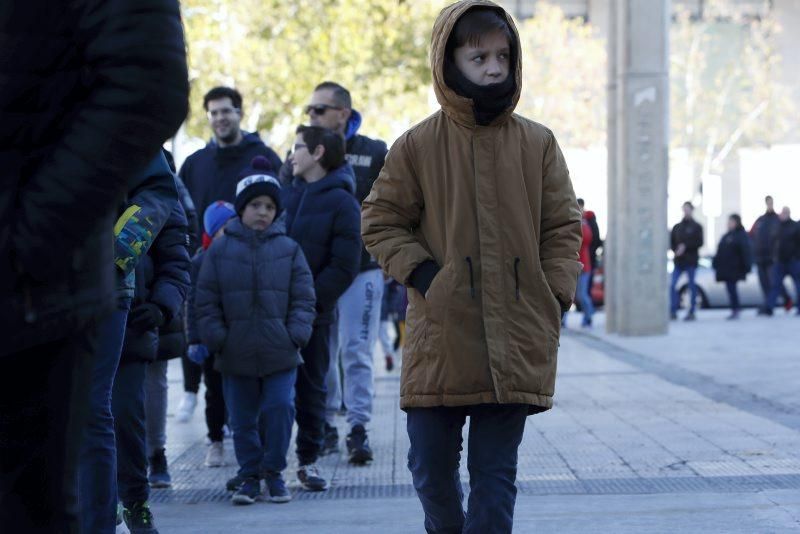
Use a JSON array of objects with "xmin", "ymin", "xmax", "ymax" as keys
[{"xmin": 465, "ymin": 257, "xmax": 476, "ymax": 299}]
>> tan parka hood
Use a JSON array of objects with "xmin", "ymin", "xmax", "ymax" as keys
[
  {"xmin": 431, "ymin": 0, "xmax": 523, "ymax": 127},
  {"xmin": 362, "ymin": 0, "xmax": 582, "ymax": 414}
]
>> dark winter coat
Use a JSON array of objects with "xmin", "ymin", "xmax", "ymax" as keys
[
  {"xmin": 120, "ymin": 202, "xmax": 192, "ymax": 364},
  {"xmin": 775, "ymin": 219, "xmax": 800, "ymax": 264},
  {"xmin": 175, "ymin": 175, "xmax": 200, "ymax": 253},
  {"xmin": 713, "ymin": 228, "xmax": 753, "ymax": 282},
  {"xmin": 281, "ymin": 164, "xmax": 362, "ymax": 325},
  {"xmin": 671, "ymin": 218, "xmax": 704, "ymax": 269},
  {"xmin": 186, "ymin": 249, "xmax": 206, "ymax": 347},
  {"xmin": 180, "ymin": 132, "xmax": 282, "ymax": 236},
  {"xmin": 156, "ymin": 176, "xmax": 198, "ymax": 360},
  {"xmin": 279, "ymin": 111, "xmax": 388, "ymax": 273},
  {"xmin": 195, "ymin": 218, "xmax": 316, "ymax": 377},
  {"xmin": 1, "ymin": 0, "xmax": 188, "ymax": 356},
  {"xmin": 750, "ymin": 211, "xmax": 781, "ymax": 265}
]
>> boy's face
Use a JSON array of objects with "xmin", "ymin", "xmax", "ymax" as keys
[
  {"xmin": 241, "ymin": 195, "xmax": 277, "ymax": 231},
  {"xmin": 453, "ymin": 29, "xmax": 511, "ymax": 86},
  {"xmin": 291, "ymin": 134, "xmax": 323, "ymax": 178}
]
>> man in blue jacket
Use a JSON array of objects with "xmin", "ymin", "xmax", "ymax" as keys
[
  {"xmin": 281, "ymin": 125, "xmax": 361, "ymax": 491},
  {"xmin": 180, "ymin": 86, "xmax": 283, "ymax": 239},
  {"xmin": 0, "ymin": 2, "xmax": 188, "ymax": 531}
]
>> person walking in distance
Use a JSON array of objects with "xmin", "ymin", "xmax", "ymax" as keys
[
  {"xmin": 713, "ymin": 214, "xmax": 753, "ymax": 320},
  {"xmin": 576, "ymin": 199, "xmax": 596, "ymax": 327},
  {"xmin": 750, "ymin": 195, "xmax": 792, "ymax": 314},
  {"xmin": 281, "ymin": 82, "xmax": 389, "ymax": 464},
  {"xmin": 362, "ymin": 2, "xmax": 582, "ymax": 531},
  {"xmin": 282, "ymin": 126, "xmax": 361, "ymax": 491},
  {"xmin": 670, "ymin": 201, "xmax": 704, "ymax": 321},
  {"xmin": 764, "ymin": 207, "xmax": 800, "ymax": 316}
]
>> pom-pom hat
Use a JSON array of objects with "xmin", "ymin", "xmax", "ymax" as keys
[{"xmin": 234, "ymin": 155, "xmax": 282, "ymax": 215}]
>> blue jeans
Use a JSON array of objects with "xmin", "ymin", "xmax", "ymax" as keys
[
  {"xmin": 112, "ymin": 361, "xmax": 149, "ymax": 508},
  {"xmin": 766, "ymin": 260, "xmax": 800, "ymax": 312},
  {"xmin": 670, "ymin": 265, "xmax": 698, "ymax": 314},
  {"xmin": 79, "ymin": 308, "xmax": 129, "ymax": 533},
  {"xmin": 407, "ymin": 404, "xmax": 528, "ymax": 534},
  {"xmin": 327, "ymin": 269, "xmax": 384, "ymax": 428},
  {"xmin": 577, "ymin": 271, "xmax": 595, "ymax": 324},
  {"xmin": 725, "ymin": 281, "xmax": 741, "ymax": 311},
  {"xmin": 223, "ymin": 369, "xmax": 297, "ymax": 478}
]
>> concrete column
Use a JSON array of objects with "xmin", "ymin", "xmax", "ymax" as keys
[{"xmin": 605, "ymin": 0, "xmax": 670, "ymax": 335}]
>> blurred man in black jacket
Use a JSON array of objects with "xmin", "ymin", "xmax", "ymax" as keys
[{"xmin": 0, "ymin": 1, "xmax": 188, "ymax": 530}]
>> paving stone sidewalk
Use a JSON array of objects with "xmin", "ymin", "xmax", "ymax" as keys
[{"xmin": 152, "ymin": 310, "xmax": 800, "ymax": 532}]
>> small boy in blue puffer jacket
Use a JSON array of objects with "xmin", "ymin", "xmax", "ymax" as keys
[{"xmin": 195, "ymin": 156, "xmax": 316, "ymax": 505}]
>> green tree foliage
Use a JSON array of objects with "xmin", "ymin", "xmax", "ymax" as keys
[
  {"xmin": 514, "ymin": 3, "xmax": 607, "ymax": 148},
  {"xmin": 182, "ymin": 0, "xmax": 446, "ymax": 149},
  {"xmin": 670, "ymin": 0, "xmax": 794, "ymax": 180}
]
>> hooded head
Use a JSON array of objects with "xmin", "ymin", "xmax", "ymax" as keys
[
  {"xmin": 432, "ymin": 1, "xmax": 522, "ymax": 127},
  {"xmin": 203, "ymin": 201, "xmax": 236, "ymax": 240}
]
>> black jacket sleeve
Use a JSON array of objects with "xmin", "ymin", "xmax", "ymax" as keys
[
  {"xmin": 13, "ymin": 0, "xmax": 189, "ymax": 281},
  {"xmin": 313, "ymin": 195, "xmax": 362, "ymax": 310},
  {"xmin": 148, "ymin": 202, "xmax": 191, "ymax": 324},
  {"xmin": 186, "ymin": 252, "xmax": 205, "ymax": 345},
  {"xmin": 175, "ymin": 175, "xmax": 200, "ymax": 252}
]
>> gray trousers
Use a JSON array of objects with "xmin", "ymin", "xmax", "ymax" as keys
[{"xmin": 144, "ymin": 359, "xmax": 169, "ymax": 456}]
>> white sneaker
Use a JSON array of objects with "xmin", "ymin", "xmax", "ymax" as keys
[
  {"xmin": 205, "ymin": 441, "xmax": 225, "ymax": 467},
  {"xmin": 176, "ymin": 392, "xmax": 198, "ymax": 423}
]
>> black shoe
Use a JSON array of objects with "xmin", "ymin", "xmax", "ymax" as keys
[
  {"xmin": 232, "ymin": 477, "xmax": 261, "ymax": 505},
  {"xmin": 670, "ymin": 312, "xmax": 678, "ymax": 320},
  {"xmin": 226, "ymin": 473, "xmax": 245, "ymax": 492},
  {"xmin": 346, "ymin": 424, "xmax": 374, "ymax": 465},
  {"xmin": 297, "ymin": 463, "xmax": 329, "ymax": 491},
  {"xmin": 726, "ymin": 311, "xmax": 740, "ymax": 320},
  {"xmin": 264, "ymin": 472, "xmax": 291, "ymax": 503},
  {"xmin": 320, "ymin": 423, "xmax": 340, "ymax": 456},
  {"xmin": 123, "ymin": 501, "xmax": 159, "ymax": 533},
  {"xmin": 148, "ymin": 449, "xmax": 171, "ymax": 489},
  {"xmin": 683, "ymin": 313, "xmax": 696, "ymax": 322}
]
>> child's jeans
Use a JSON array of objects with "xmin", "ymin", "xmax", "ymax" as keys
[
  {"xmin": 406, "ymin": 404, "xmax": 528, "ymax": 534},
  {"xmin": 223, "ymin": 368, "xmax": 297, "ymax": 478}
]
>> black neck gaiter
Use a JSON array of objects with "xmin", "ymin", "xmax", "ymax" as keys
[{"xmin": 444, "ymin": 59, "xmax": 516, "ymax": 126}]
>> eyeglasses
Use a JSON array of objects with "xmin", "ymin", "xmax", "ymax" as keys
[
  {"xmin": 304, "ymin": 104, "xmax": 342, "ymax": 116},
  {"xmin": 292, "ymin": 143, "xmax": 308, "ymax": 153},
  {"xmin": 206, "ymin": 107, "xmax": 239, "ymax": 120}
]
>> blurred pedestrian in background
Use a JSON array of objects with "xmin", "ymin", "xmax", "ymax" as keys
[
  {"xmin": 670, "ymin": 201, "xmax": 704, "ymax": 321},
  {"xmin": 713, "ymin": 214, "xmax": 753, "ymax": 320}
]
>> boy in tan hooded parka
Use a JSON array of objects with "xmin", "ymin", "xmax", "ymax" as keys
[{"xmin": 361, "ymin": 1, "xmax": 581, "ymax": 532}]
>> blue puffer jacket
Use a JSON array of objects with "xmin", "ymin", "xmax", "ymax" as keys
[
  {"xmin": 281, "ymin": 164, "xmax": 362, "ymax": 325},
  {"xmin": 195, "ymin": 217, "xmax": 316, "ymax": 377}
]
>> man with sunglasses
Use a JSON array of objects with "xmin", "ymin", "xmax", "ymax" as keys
[{"xmin": 281, "ymin": 82, "xmax": 388, "ymax": 465}]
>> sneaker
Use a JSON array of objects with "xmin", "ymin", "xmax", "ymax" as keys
[
  {"xmin": 226, "ymin": 473, "xmax": 246, "ymax": 492},
  {"xmin": 346, "ymin": 424, "xmax": 374, "ymax": 465},
  {"xmin": 175, "ymin": 392, "xmax": 197, "ymax": 423},
  {"xmin": 148, "ymin": 448, "xmax": 171, "ymax": 489},
  {"xmin": 205, "ymin": 441, "xmax": 225, "ymax": 467},
  {"xmin": 122, "ymin": 501, "xmax": 158, "ymax": 534},
  {"xmin": 116, "ymin": 503, "xmax": 131, "ymax": 534},
  {"xmin": 264, "ymin": 472, "xmax": 291, "ymax": 503},
  {"xmin": 683, "ymin": 312, "xmax": 696, "ymax": 322},
  {"xmin": 320, "ymin": 423, "xmax": 339, "ymax": 456},
  {"xmin": 385, "ymin": 354, "xmax": 395, "ymax": 372},
  {"xmin": 297, "ymin": 463, "xmax": 329, "ymax": 491},
  {"xmin": 232, "ymin": 477, "xmax": 261, "ymax": 505},
  {"xmin": 726, "ymin": 311, "xmax": 740, "ymax": 321}
]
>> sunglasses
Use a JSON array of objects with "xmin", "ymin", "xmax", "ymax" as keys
[{"xmin": 304, "ymin": 104, "xmax": 343, "ymax": 116}]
